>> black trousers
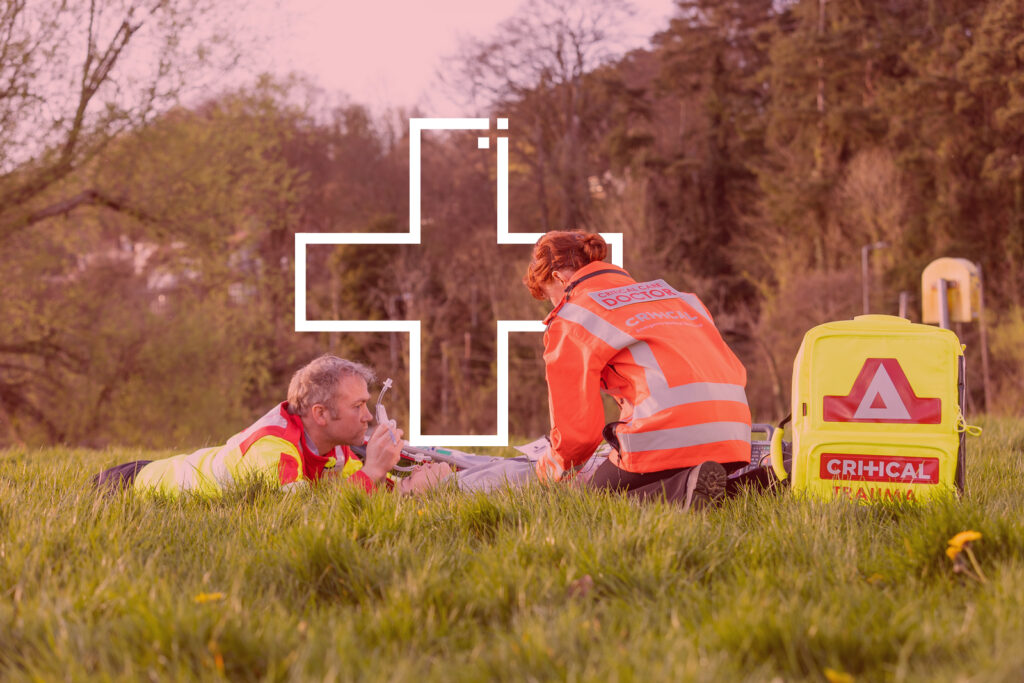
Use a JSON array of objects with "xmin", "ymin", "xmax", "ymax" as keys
[
  {"xmin": 587, "ymin": 458, "xmax": 695, "ymax": 503},
  {"xmin": 588, "ymin": 458, "xmax": 750, "ymax": 503},
  {"xmin": 92, "ymin": 460, "xmax": 152, "ymax": 495}
]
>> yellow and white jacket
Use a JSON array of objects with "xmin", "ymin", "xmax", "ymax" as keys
[{"xmin": 133, "ymin": 402, "xmax": 373, "ymax": 496}]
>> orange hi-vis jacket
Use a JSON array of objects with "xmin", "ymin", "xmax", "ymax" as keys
[
  {"xmin": 133, "ymin": 402, "xmax": 374, "ymax": 496},
  {"xmin": 538, "ymin": 262, "xmax": 751, "ymax": 481}
]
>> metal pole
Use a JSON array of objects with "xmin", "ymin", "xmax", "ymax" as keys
[
  {"xmin": 861, "ymin": 241, "xmax": 888, "ymax": 315},
  {"xmin": 976, "ymin": 263, "xmax": 992, "ymax": 412},
  {"xmin": 861, "ymin": 244, "xmax": 870, "ymax": 315},
  {"xmin": 938, "ymin": 279, "xmax": 951, "ymax": 330},
  {"xmin": 899, "ymin": 291, "xmax": 910, "ymax": 319}
]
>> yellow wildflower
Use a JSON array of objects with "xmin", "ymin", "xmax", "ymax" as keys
[
  {"xmin": 193, "ymin": 592, "xmax": 226, "ymax": 604},
  {"xmin": 208, "ymin": 640, "xmax": 225, "ymax": 673},
  {"xmin": 946, "ymin": 530, "xmax": 987, "ymax": 583},
  {"xmin": 946, "ymin": 530, "xmax": 982, "ymax": 560},
  {"xmin": 824, "ymin": 667, "xmax": 855, "ymax": 683}
]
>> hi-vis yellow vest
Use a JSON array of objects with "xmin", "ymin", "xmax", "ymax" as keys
[
  {"xmin": 772, "ymin": 315, "xmax": 976, "ymax": 503},
  {"xmin": 133, "ymin": 402, "xmax": 371, "ymax": 496}
]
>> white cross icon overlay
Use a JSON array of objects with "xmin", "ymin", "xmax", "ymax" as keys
[{"xmin": 294, "ymin": 117, "xmax": 623, "ymax": 447}]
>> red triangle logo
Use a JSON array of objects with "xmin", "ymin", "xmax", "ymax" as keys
[{"xmin": 822, "ymin": 358, "xmax": 942, "ymax": 424}]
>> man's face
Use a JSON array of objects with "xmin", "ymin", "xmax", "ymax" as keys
[{"xmin": 320, "ymin": 375, "xmax": 373, "ymax": 448}]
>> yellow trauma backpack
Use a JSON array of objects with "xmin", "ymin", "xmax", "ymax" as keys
[{"xmin": 770, "ymin": 315, "xmax": 977, "ymax": 502}]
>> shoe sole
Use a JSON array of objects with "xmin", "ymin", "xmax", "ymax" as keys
[{"xmin": 684, "ymin": 461, "xmax": 727, "ymax": 511}]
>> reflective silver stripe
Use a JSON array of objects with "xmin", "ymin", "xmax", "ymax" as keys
[
  {"xmin": 679, "ymin": 292, "xmax": 712, "ymax": 324},
  {"xmin": 254, "ymin": 405, "xmax": 289, "ymax": 429},
  {"xmin": 626, "ymin": 341, "xmax": 668, "ymax": 392},
  {"xmin": 619, "ymin": 421, "xmax": 751, "ymax": 453},
  {"xmin": 633, "ymin": 382, "xmax": 749, "ymax": 420},
  {"xmin": 556, "ymin": 303, "xmax": 636, "ymax": 350},
  {"xmin": 554, "ymin": 305, "xmax": 669, "ymax": 395},
  {"xmin": 173, "ymin": 460, "xmax": 194, "ymax": 490},
  {"xmin": 556, "ymin": 303, "xmax": 742, "ymax": 445},
  {"xmin": 177, "ymin": 461, "xmax": 222, "ymax": 492},
  {"xmin": 556, "ymin": 305, "xmax": 694, "ymax": 404},
  {"xmin": 210, "ymin": 449, "xmax": 235, "ymax": 489},
  {"xmin": 227, "ymin": 405, "xmax": 289, "ymax": 449}
]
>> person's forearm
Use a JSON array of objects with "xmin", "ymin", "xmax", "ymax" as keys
[
  {"xmin": 347, "ymin": 470, "xmax": 375, "ymax": 492},
  {"xmin": 359, "ymin": 463, "xmax": 390, "ymax": 483}
]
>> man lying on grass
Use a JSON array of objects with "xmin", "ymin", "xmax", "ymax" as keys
[{"xmin": 93, "ymin": 354, "xmax": 450, "ymax": 497}]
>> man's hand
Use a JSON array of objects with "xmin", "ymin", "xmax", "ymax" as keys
[
  {"xmin": 397, "ymin": 462, "xmax": 452, "ymax": 495},
  {"xmin": 361, "ymin": 422, "xmax": 404, "ymax": 483}
]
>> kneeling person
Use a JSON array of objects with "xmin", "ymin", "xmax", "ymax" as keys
[
  {"xmin": 95, "ymin": 355, "xmax": 404, "ymax": 496},
  {"xmin": 523, "ymin": 231, "xmax": 752, "ymax": 510}
]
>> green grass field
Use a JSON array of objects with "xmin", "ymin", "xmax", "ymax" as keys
[{"xmin": 2, "ymin": 419, "xmax": 1023, "ymax": 682}]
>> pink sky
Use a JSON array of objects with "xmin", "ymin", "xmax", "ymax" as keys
[{"xmin": 244, "ymin": 0, "xmax": 677, "ymax": 114}]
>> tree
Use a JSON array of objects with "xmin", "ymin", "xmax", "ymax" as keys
[
  {"xmin": 0, "ymin": 1, "xmax": 302, "ymax": 446},
  {"xmin": 0, "ymin": 0, "xmax": 240, "ymax": 243},
  {"xmin": 886, "ymin": 0, "xmax": 1024, "ymax": 306},
  {"xmin": 637, "ymin": 0, "xmax": 773, "ymax": 308},
  {"xmin": 447, "ymin": 0, "xmax": 636, "ymax": 231}
]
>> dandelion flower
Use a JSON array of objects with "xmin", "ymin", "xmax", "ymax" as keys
[
  {"xmin": 193, "ymin": 592, "xmax": 226, "ymax": 604},
  {"xmin": 948, "ymin": 530, "xmax": 982, "ymax": 548},
  {"xmin": 946, "ymin": 530, "xmax": 987, "ymax": 583},
  {"xmin": 824, "ymin": 667, "xmax": 854, "ymax": 683},
  {"xmin": 946, "ymin": 530, "xmax": 982, "ymax": 559}
]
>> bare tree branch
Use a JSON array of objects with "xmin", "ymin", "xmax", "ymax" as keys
[{"xmin": 0, "ymin": 188, "xmax": 158, "ymax": 240}]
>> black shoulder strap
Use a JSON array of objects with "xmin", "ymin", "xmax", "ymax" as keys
[
  {"xmin": 563, "ymin": 268, "xmax": 627, "ymax": 297},
  {"xmin": 546, "ymin": 268, "xmax": 631, "ymax": 325}
]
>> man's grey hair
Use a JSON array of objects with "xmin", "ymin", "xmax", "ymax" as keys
[{"xmin": 287, "ymin": 354, "xmax": 375, "ymax": 417}]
